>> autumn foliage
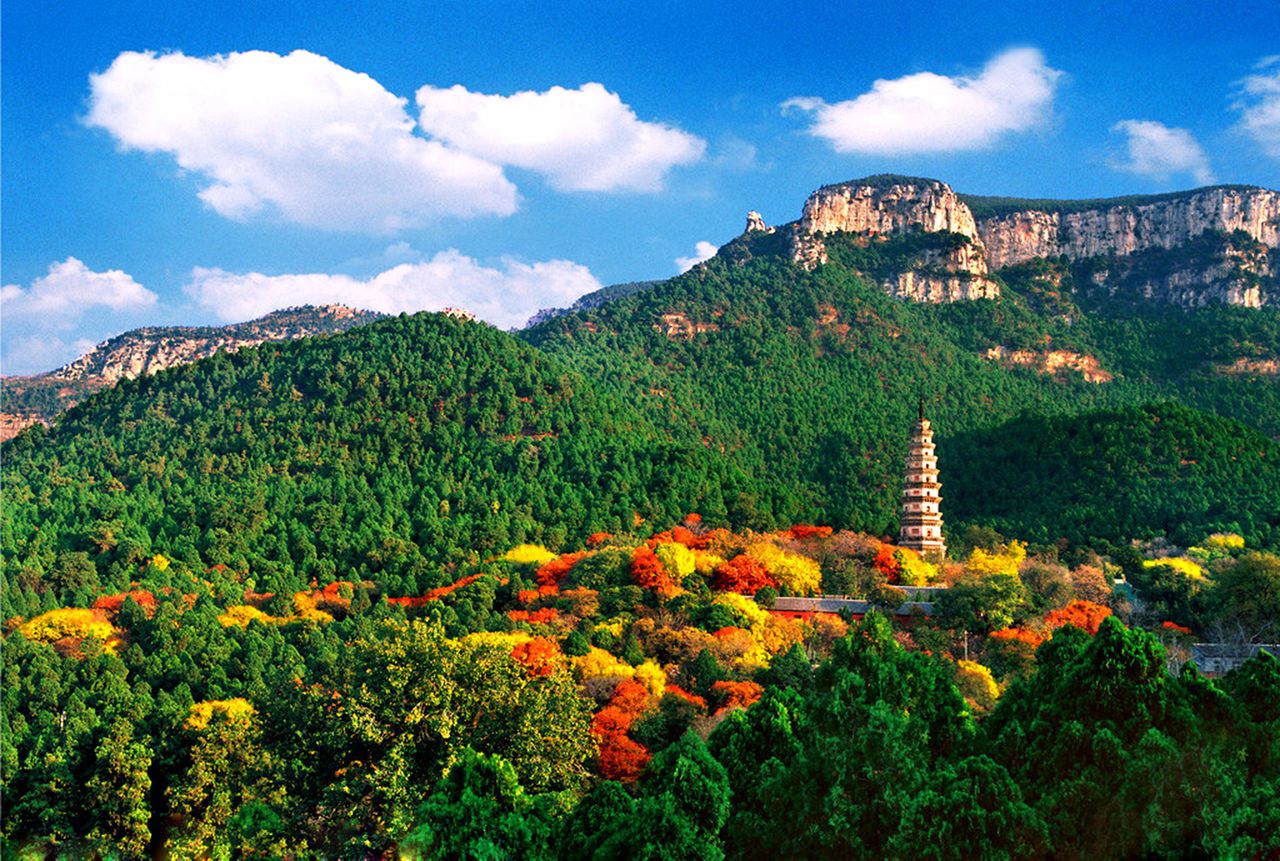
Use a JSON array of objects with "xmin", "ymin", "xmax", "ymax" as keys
[
  {"xmin": 387, "ymin": 574, "xmax": 485, "ymax": 607},
  {"xmin": 92, "ymin": 590, "xmax": 158, "ymax": 617},
  {"xmin": 1045, "ymin": 600, "xmax": 1112, "ymax": 635},
  {"xmin": 712, "ymin": 555, "xmax": 776, "ymax": 595},
  {"xmin": 711, "ymin": 680, "xmax": 763, "ymax": 714},
  {"xmin": 592, "ymin": 678, "xmax": 653, "ymax": 781},
  {"xmin": 630, "ymin": 546, "xmax": 679, "ymax": 598},
  {"xmin": 536, "ymin": 552, "xmax": 587, "ymax": 588},
  {"xmin": 511, "ymin": 637, "xmax": 561, "ymax": 677}
]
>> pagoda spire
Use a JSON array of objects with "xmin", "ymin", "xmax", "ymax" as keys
[{"xmin": 899, "ymin": 408, "xmax": 946, "ymax": 558}]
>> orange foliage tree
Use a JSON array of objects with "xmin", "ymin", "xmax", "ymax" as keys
[
  {"xmin": 631, "ymin": 546, "xmax": 678, "ymax": 598},
  {"xmin": 1045, "ymin": 600, "xmax": 1112, "ymax": 635},
  {"xmin": 592, "ymin": 678, "xmax": 653, "ymax": 781},
  {"xmin": 711, "ymin": 680, "xmax": 764, "ymax": 715},
  {"xmin": 536, "ymin": 552, "xmax": 587, "ymax": 588},
  {"xmin": 510, "ymin": 637, "xmax": 560, "ymax": 677},
  {"xmin": 712, "ymin": 555, "xmax": 776, "ymax": 595}
]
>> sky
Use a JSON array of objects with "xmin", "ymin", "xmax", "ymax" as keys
[{"xmin": 3, "ymin": 0, "xmax": 1279, "ymax": 374}]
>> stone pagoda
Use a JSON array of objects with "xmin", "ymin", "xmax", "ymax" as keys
[{"xmin": 899, "ymin": 403, "xmax": 946, "ymax": 558}]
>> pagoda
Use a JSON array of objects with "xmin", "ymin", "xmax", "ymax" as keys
[{"xmin": 899, "ymin": 403, "xmax": 946, "ymax": 557}]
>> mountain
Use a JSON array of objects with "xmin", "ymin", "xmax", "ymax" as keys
[
  {"xmin": 4, "ymin": 176, "xmax": 1280, "ymax": 607},
  {"xmin": 524, "ymin": 280, "xmax": 662, "ymax": 327},
  {"xmin": 0, "ymin": 304, "xmax": 383, "ymax": 440},
  {"xmin": 733, "ymin": 175, "xmax": 1278, "ymax": 307}
]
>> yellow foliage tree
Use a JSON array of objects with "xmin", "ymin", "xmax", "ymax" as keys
[
  {"xmin": 966, "ymin": 541, "xmax": 1027, "ymax": 577},
  {"xmin": 185, "ymin": 698, "xmax": 256, "ymax": 731},
  {"xmin": 654, "ymin": 542, "xmax": 696, "ymax": 580},
  {"xmin": 693, "ymin": 552, "xmax": 726, "ymax": 576},
  {"xmin": 19, "ymin": 608, "xmax": 115, "ymax": 643},
  {"xmin": 216, "ymin": 605, "xmax": 280, "ymax": 628},
  {"xmin": 1143, "ymin": 557, "xmax": 1206, "ymax": 580},
  {"xmin": 745, "ymin": 543, "xmax": 821, "ymax": 596},
  {"xmin": 955, "ymin": 660, "xmax": 1000, "ymax": 711},
  {"xmin": 897, "ymin": 550, "xmax": 939, "ymax": 586},
  {"xmin": 502, "ymin": 544, "xmax": 558, "ymax": 567},
  {"xmin": 573, "ymin": 647, "xmax": 635, "ymax": 681},
  {"xmin": 633, "ymin": 661, "xmax": 667, "ymax": 698}
]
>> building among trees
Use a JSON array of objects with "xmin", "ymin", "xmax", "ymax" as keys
[{"xmin": 899, "ymin": 405, "xmax": 947, "ymax": 558}]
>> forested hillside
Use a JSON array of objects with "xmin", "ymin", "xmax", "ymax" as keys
[{"xmin": 5, "ymin": 241, "xmax": 1280, "ymax": 623}]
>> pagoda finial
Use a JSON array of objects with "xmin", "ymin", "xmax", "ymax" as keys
[{"xmin": 918, "ymin": 396, "xmax": 925, "ymax": 421}]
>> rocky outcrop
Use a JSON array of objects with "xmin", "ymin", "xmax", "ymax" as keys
[
  {"xmin": 976, "ymin": 187, "xmax": 1280, "ymax": 270},
  {"xmin": 754, "ymin": 176, "xmax": 1279, "ymax": 308},
  {"xmin": 783, "ymin": 176, "xmax": 1000, "ymax": 301},
  {"xmin": 982, "ymin": 346, "xmax": 1113, "ymax": 383},
  {"xmin": 1, "ymin": 305, "xmax": 383, "ymax": 441}
]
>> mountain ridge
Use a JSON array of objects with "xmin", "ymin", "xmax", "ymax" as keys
[{"xmin": 0, "ymin": 304, "xmax": 383, "ymax": 440}]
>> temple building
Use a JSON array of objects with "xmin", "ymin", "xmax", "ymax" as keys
[{"xmin": 899, "ymin": 405, "xmax": 947, "ymax": 557}]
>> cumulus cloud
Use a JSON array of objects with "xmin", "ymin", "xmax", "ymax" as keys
[
  {"xmin": 782, "ymin": 48, "xmax": 1063, "ymax": 154},
  {"xmin": 1233, "ymin": 57, "xmax": 1280, "ymax": 159},
  {"xmin": 2, "ymin": 257, "xmax": 157, "ymax": 320},
  {"xmin": 1, "ymin": 258, "xmax": 157, "ymax": 374},
  {"xmin": 416, "ymin": 82, "xmax": 705, "ymax": 192},
  {"xmin": 1108, "ymin": 120, "xmax": 1214, "ymax": 185},
  {"xmin": 185, "ymin": 251, "xmax": 602, "ymax": 329},
  {"xmin": 2, "ymin": 335, "xmax": 98, "ymax": 377},
  {"xmin": 675, "ymin": 241, "xmax": 718, "ymax": 273},
  {"xmin": 85, "ymin": 50, "xmax": 518, "ymax": 231}
]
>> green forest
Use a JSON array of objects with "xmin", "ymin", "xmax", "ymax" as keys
[{"xmin": 3, "ymin": 238, "xmax": 1280, "ymax": 857}]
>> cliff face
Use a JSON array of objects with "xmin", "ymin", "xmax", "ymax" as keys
[
  {"xmin": 976, "ymin": 186, "xmax": 1280, "ymax": 269},
  {"xmin": 1, "ymin": 305, "xmax": 383, "ymax": 441},
  {"xmin": 741, "ymin": 176, "xmax": 1279, "ymax": 308},
  {"xmin": 786, "ymin": 177, "xmax": 1000, "ymax": 302}
]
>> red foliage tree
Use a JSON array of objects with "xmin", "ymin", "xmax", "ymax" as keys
[
  {"xmin": 788, "ymin": 524, "xmax": 833, "ymax": 540},
  {"xmin": 592, "ymin": 678, "xmax": 654, "ymax": 781},
  {"xmin": 536, "ymin": 551, "xmax": 587, "ymax": 588},
  {"xmin": 510, "ymin": 637, "xmax": 560, "ymax": 677},
  {"xmin": 1045, "ymin": 600, "xmax": 1112, "ymax": 635},
  {"xmin": 631, "ymin": 546, "xmax": 678, "ymax": 598},
  {"xmin": 989, "ymin": 627, "xmax": 1046, "ymax": 648},
  {"xmin": 711, "ymin": 680, "xmax": 764, "ymax": 715},
  {"xmin": 712, "ymin": 555, "xmax": 776, "ymax": 595},
  {"xmin": 873, "ymin": 544, "xmax": 901, "ymax": 582}
]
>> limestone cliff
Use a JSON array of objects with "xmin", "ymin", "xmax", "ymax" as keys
[
  {"xmin": 731, "ymin": 176, "xmax": 1279, "ymax": 308},
  {"xmin": 784, "ymin": 176, "xmax": 1001, "ymax": 302},
  {"xmin": 1, "ymin": 305, "xmax": 383, "ymax": 441},
  {"xmin": 972, "ymin": 186, "xmax": 1280, "ymax": 270}
]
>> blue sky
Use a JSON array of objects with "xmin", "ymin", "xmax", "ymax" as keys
[{"xmin": 3, "ymin": 0, "xmax": 1279, "ymax": 373}]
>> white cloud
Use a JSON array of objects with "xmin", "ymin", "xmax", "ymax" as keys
[
  {"xmin": 1, "ymin": 258, "xmax": 157, "ymax": 374},
  {"xmin": 185, "ymin": 251, "xmax": 602, "ymax": 329},
  {"xmin": 85, "ymin": 50, "xmax": 518, "ymax": 232},
  {"xmin": 1, "ymin": 257, "xmax": 157, "ymax": 321},
  {"xmin": 782, "ymin": 48, "xmax": 1063, "ymax": 154},
  {"xmin": 675, "ymin": 241, "xmax": 718, "ymax": 273},
  {"xmin": 2, "ymin": 336, "xmax": 98, "ymax": 377},
  {"xmin": 416, "ymin": 82, "xmax": 705, "ymax": 192},
  {"xmin": 1233, "ymin": 58, "xmax": 1280, "ymax": 159},
  {"xmin": 1109, "ymin": 120, "xmax": 1215, "ymax": 185}
]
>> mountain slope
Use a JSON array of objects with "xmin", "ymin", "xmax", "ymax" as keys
[
  {"xmin": 5, "ymin": 176, "xmax": 1280, "ymax": 607},
  {"xmin": 0, "ymin": 304, "xmax": 383, "ymax": 440}
]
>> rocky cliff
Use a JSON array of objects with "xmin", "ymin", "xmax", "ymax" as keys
[
  {"xmin": 783, "ymin": 176, "xmax": 1001, "ymax": 302},
  {"xmin": 971, "ymin": 186, "xmax": 1280, "ymax": 270},
  {"xmin": 728, "ymin": 176, "xmax": 1279, "ymax": 309},
  {"xmin": 1, "ymin": 305, "xmax": 383, "ymax": 440}
]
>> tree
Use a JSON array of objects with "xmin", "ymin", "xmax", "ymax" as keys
[
  {"xmin": 403, "ymin": 748, "xmax": 557, "ymax": 861},
  {"xmin": 85, "ymin": 718, "xmax": 153, "ymax": 859}
]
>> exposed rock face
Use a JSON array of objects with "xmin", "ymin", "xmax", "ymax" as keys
[
  {"xmin": 982, "ymin": 346, "xmax": 1113, "ymax": 383},
  {"xmin": 977, "ymin": 187, "xmax": 1280, "ymax": 269},
  {"xmin": 745, "ymin": 211, "xmax": 771, "ymax": 234},
  {"xmin": 885, "ymin": 241, "xmax": 1000, "ymax": 303},
  {"xmin": 1, "ymin": 305, "xmax": 383, "ymax": 441},
  {"xmin": 770, "ymin": 176, "xmax": 1279, "ymax": 308},
  {"xmin": 785, "ymin": 177, "xmax": 1000, "ymax": 301}
]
